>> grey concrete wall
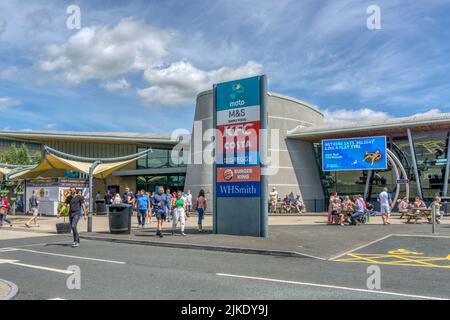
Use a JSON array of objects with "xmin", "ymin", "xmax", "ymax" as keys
[
  {"xmin": 266, "ymin": 93, "xmax": 325, "ymax": 205},
  {"xmin": 184, "ymin": 90, "xmax": 215, "ymax": 210},
  {"xmin": 184, "ymin": 90, "xmax": 326, "ymax": 211}
]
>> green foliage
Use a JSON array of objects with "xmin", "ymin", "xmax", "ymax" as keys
[
  {"xmin": 0, "ymin": 143, "xmax": 40, "ymax": 165},
  {"xmin": 57, "ymin": 202, "xmax": 70, "ymax": 217}
]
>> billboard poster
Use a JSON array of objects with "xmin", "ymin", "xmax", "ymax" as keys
[
  {"xmin": 322, "ymin": 136, "xmax": 387, "ymax": 171},
  {"xmin": 215, "ymin": 76, "xmax": 262, "ymax": 197}
]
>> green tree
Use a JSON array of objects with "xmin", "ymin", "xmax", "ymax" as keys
[{"xmin": 0, "ymin": 143, "xmax": 39, "ymax": 165}]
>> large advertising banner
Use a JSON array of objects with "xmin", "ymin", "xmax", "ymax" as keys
[
  {"xmin": 322, "ymin": 136, "xmax": 388, "ymax": 171},
  {"xmin": 215, "ymin": 76, "xmax": 262, "ymax": 197}
]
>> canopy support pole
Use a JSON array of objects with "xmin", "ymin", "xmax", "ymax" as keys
[{"xmin": 88, "ymin": 160, "xmax": 101, "ymax": 233}]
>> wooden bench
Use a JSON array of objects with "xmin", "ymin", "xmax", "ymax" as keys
[{"xmin": 406, "ymin": 208, "xmax": 433, "ymax": 224}]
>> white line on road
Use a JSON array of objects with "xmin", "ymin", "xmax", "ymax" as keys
[
  {"xmin": 328, "ymin": 234, "xmax": 394, "ymax": 261},
  {"xmin": 13, "ymin": 248, "xmax": 126, "ymax": 265},
  {"xmin": 216, "ymin": 273, "xmax": 448, "ymax": 300},
  {"xmin": 0, "ymin": 259, "xmax": 73, "ymax": 274}
]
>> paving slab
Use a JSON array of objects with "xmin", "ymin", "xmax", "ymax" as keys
[{"xmin": 81, "ymin": 217, "xmax": 450, "ymax": 260}]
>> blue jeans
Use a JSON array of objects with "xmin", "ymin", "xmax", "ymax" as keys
[
  {"xmin": 166, "ymin": 206, "xmax": 172, "ymax": 221},
  {"xmin": 137, "ymin": 209, "xmax": 147, "ymax": 226},
  {"xmin": 69, "ymin": 214, "xmax": 80, "ymax": 243},
  {"xmin": 351, "ymin": 211, "xmax": 364, "ymax": 224},
  {"xmin": 197, "ymin": 208, "xmax": 204, "ymax": 225},
  {"xmin": 0, "ymin": 213, "xmax": 12, "ymax": 226}
]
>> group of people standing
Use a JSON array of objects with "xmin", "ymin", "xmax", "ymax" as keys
[{"xmin": 101, "ymin": 187, "xmax": 208, "ymax": 237}]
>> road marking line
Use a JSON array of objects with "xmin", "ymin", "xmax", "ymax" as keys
[
  {"xmin": 392, "ymin": 234, "xmax": 450, "ymax": 239},
  {"xmin": 48, "ymin": 298, "xmax": 66, "ymax": 300},
  {"xmin": 216, "ymin": 273, "xmax": 448, "ymax": 300},
  {"xmin": 14, "ymin": 248, "xmax": 126, "ymax": 265},
  {"xmin": 0, "ymin": 248, "xmax": 18, "ymax": 253},
  {"xmin": 329, "ymin": 234, "xmax": 394, "ymax": 261},
  {"xmin": 292, "ymin": 251, "xmax": 327, "ymax": 261},
  {"xmin": 0, "ymin": 259, "xmax": 73, "ymax": 274},
  {"xmin": 335, "ymin": 252, "xmax": 450, "ymax": 269}
]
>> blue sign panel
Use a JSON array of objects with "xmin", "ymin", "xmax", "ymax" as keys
[
  {"xmin": 216, "ymin": 182, "xmax": 261, "ymax": 198},
  {"xmin": 322, "ymin": 136, "xmax": 387, "ymax": 171},
  {"xmin": 216, "ymin": 76, "xmax": 261, "ymax": 111}
]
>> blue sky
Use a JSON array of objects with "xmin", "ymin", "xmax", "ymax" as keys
[{"xmin": 0, "ymin": 0, "xmax": 450, "ymax": 133}]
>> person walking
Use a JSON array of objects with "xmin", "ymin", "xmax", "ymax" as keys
[
  {"xmin": 186, "ymin": 189, "xmax": 193, "ymax": 214},
  {"xmin": 104, "ymin": 190, "xmax": 113, "ymax": 205},
  {"xmin": 172, "ymin": 191, "xmax": 187, "ymax": 236},
  {"xmin": 195, "ymin": 189, "xmax": 207, "ymax": 233},
  {"xmin": 0, "ymin": 195, "xmax": 13, "ymax": 228},
  {"xmin": 57, "ymin": 187, "xmax": 87, "ymax": 248},
  {"xmin": 122, "ymin": 186, "xmax": 135, "ymax": 206},
  {"xmin": 25, "ymin": 190, "xmax": 40, "ymax": 228},
  {"xmin": 378, "ymin": 187, "xmax": 393, "ymax": 225},
  {"xmin": 152, "ymin": 186, "xmax": 167, "ymax": 238},
  {"xmin": 135, "ymin": 190, "xmax": 150, "ymax": 229}
]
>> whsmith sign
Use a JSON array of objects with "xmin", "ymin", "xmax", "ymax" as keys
[{"xmin": 213, "ymin": 75, "xmax": 268, "ymax": 237}]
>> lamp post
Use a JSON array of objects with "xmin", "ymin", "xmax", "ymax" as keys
[{"xmin": 88, "ymin": 160, "xmax": 101, "ymax": 233}]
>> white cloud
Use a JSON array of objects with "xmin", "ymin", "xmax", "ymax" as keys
[
  {"xmin": 323, "ymin": 107, "xmax": 442, "ymax": 125},
  {"xmin": 0, "ymin": 97, "xmax": 22, "ymax": 108},
  {"xmin": 38, "ymin": 18, "xmax": 262, "ymax": 107},
  {"xmin": 101, "ymin": 78, "xmax": 130, "ymax": 91},
  {"xmin": 38, "ymin": 18, "xmax": 172, "ymax": 85},
  {"xmin": 138, "ymin": 60, "xmax": 262, "ymax": 106}
]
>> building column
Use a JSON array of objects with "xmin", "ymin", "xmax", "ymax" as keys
[{"xmin": 407, "ymin": 128, "xmax": 423, "ymax": 199}]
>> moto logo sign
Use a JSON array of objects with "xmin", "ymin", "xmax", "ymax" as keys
[{"xmin": 229, "ymin": 100, "xmax": 246, "ymax": 108}]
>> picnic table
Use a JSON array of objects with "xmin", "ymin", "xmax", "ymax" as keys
[
  {"xmin": 340, "ymin": 209, "xmax": 354, "ymax": 221},
  {"xmin": 405, "ymin": 207, "xmax": 436, "ymax": 224}
]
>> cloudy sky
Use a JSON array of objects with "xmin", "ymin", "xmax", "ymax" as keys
[{"xmin": 0, "ymin": 0, "xmax": 449, "ymax": 133}]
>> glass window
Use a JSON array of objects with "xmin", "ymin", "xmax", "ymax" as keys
[{"xmin": 137, "ymin": 147, "xmax": 187, "ymax": 169}]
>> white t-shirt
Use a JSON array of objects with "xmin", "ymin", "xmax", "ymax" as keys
[
  {"xmin": 379, "ymin": 191, "xmax": 390, "ymax": 207},
  {"xmin": 269, "ymin": 191, "xmax": 278, "ymax": 201}
]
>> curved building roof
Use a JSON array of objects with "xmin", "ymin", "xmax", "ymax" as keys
[{"xmin": 288, "ymin": 112, "xmax": 450, "ymax": 141}]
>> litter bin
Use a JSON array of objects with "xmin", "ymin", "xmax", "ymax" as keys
[
  {"xmin": 108, "ymin": 204, "xmax": 132, "ymax": 234},
  {"xmin": 96, "ymin": 200, "xmax": 107, "ymax": 215}
]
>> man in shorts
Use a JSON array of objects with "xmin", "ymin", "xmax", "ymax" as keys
[
  {"xmin": 152, "ymin": 186, "xmax": 167, "ymax": 238},
  {"xmin": 25, "ymin": 190, "xmax": 40, "ymax": 228},
  {"xmin": 378, "ymin": 187, "xmax": 393, "ymax": 225},
  {"xmin": 135, "ymin": 190, "xmax": 150, "ymax": 228}
]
